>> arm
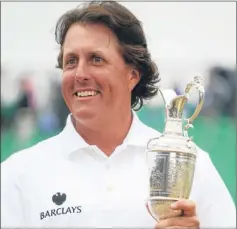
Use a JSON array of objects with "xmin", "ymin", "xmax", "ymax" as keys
[
  {"xmin": 1, "ymin": 160, "xmax": 26, "ymax": 228},
  {"xmin": 194, "ymin": 151, "xmax": 236, "ymax": 228}
]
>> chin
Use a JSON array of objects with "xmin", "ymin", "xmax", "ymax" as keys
[{"xmin": 72, "ymin": 108, "xmax": 99, "ymax": 124}]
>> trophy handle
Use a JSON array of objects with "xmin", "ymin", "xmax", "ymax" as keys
[
  {"xmin": 157, "ymin": 87, "xmax": 167, "ymax": 107},
  {"xmin": 157, "ymin": 87, "xmax": 170, "ymax": 119},
  {"xmin": 185, "ymin": 76, "xmax": 205, "ymax": 125}
]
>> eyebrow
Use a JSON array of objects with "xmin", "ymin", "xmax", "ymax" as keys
[
  {"xmin": 63, "ymin": 52, "xmax": 77, "ymax": 59},
  {"xmin": 63, "ymin": 49, "xmax": 106, "ymax": 59}
]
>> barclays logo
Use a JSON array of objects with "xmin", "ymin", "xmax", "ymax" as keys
[{"xmin": 40, "ymin": 192, "xmax": 82, "ymax": 220}]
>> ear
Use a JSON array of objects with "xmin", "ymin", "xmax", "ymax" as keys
[{"xmin": 128, "ymin": 68, "xmax": 140, "ymax": 91}]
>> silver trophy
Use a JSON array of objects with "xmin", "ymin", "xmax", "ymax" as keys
[{"xmin": 146, "ymin": 76, "xmax": 205, "ymax": 221}]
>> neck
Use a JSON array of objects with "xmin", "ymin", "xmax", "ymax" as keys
[{"xmin": 73, "ymin": 110, "xmax": 133, "ymax": 157}]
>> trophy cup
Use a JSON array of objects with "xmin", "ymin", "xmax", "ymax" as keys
[{"xmin": 146, "ymin": 76, "xmax": 205, "ymax": 221}]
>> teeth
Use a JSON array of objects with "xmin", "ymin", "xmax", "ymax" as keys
[{"xmin": 76, "ymin": 91, "xmax": 98, "ymax": 97}]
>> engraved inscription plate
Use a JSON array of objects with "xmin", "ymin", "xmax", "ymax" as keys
[{"xmin": 148, "ymin": 150, "xmax": 196, "ymax": 199}]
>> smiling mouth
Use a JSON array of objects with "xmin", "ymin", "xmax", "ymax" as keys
[{"xmin": 74, "ymin": 90, "xmax": 100, "ymax": 98}]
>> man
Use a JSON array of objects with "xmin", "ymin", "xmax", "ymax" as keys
[{"xmin": 2, "ymin": 1, "xmax": 235, "ymax": 228}]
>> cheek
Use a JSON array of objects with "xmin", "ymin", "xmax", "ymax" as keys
[
  {"xmin": 117, "ymin": 72, "xmax": 132, "ymax": 92},
  {"xmin": 61, "ymin": 72, "xmax": 74, "ymax": 100},
  {"xmin": 108, "ymin": 76, "xmax": 131, "ymax": 104},
  {"xmin": 62, "ymin": 72, "xmax": 73, "ymax": 89}
]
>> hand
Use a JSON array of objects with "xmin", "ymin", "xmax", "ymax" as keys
[{"xmin": 155, "ymin": 199, "xmax": 200, "ymax": 229}]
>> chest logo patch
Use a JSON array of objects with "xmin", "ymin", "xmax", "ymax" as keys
[{"xmin": 40, "ymin": 192, "xmax": 82, "ymax": 220}]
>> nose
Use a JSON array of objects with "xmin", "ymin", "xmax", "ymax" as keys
[{"xmin": 75, "ymin": 61, "xmax": 91, "ymax": 82}]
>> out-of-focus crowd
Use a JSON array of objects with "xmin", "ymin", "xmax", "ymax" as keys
[
  {"xmin": 1, "ymin": 68, "xmax": 69, "ymax": 161},
  {"xmin": 1, "ymin": 65, "xmax": 236, "ymax": 161}
]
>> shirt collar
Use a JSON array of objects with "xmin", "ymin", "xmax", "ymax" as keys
[{"xmin": 58, "ymin": 111, "xmax": 160, "ymax": 156}]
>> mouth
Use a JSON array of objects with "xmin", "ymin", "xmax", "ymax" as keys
[{"xmin": 73, "ymin": 90, "xmax": 100, "ymax": 98}]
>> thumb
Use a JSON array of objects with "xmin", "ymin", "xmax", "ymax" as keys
[{"xmin": 171, "ymin": 199, "xmax": 196, "ymax": 217}]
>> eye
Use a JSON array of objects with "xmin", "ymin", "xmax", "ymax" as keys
[
  {"xmin": 64, "ymin": 57, "xmax": 78, "ymax": 68},
  {"xmin": 68, "ymin": 57, "xmax": 78, "ymax": 65},
  {"xmin": 91, "ymin": 55, "xmax": 104, "ymax": 65}
]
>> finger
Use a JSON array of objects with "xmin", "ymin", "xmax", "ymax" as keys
[
  {"xmin": 156, "ymin": 216, "xmax": 200, "ymax": 228},
  {"xmin": 171, "ymin": 199, "xmax": 196, "ymax": 217}
]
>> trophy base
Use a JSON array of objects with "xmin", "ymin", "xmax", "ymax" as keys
[{"xmin": 147, "ymin": 197, "xmax": 182, "ymax": 221}]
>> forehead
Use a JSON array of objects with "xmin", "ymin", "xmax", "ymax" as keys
[{"xmin": 63, "ymin": 23, "xmax": 121, "ymax": 55}]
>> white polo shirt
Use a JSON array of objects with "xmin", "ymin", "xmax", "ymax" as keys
[{"xmin": 1, "ymin": 113, "xmax": 236, "ymax": 228}]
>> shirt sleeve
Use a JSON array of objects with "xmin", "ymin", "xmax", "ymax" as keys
[
  {"xmin": 1, "ymin": 159, "xmax": 27, "ymax": 228},
  {"xmin": 193, "ymin": 150, "xmax": 236, "ymax": 228}
]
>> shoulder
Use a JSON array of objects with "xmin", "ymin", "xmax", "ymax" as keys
[
  {"xmin": 1, "ymin": 133, "xmax": 63, "ymax": 177},
  {"xmin": 139, "ymin": 121, "xmax": 160, "ymax": 138},
  {"xmin": 192, "ymin": 145, "xmax": 233, "ymax": 201},
  {"xmin": 130, "ymin": 117, "xmax": 161, "ymax": 146},
  {"xmin": 195, "ymin": 146, "xmax": 216, "ymax": 172}
]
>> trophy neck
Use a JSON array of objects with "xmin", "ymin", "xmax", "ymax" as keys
[
  {"xmin": 163, "ymin": 95, "xmax": 187, "ymax": 136},
  {"xmin": 164, "ymin": 118, "xmax": 184, "ymax": 136}
]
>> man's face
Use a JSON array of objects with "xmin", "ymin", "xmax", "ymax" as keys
[{"xmin": 61, "ymin": 23, "xmax": 139, "ymax": 126}]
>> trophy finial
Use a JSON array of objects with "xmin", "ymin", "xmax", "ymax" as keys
[{"xmin": 194, "ymin": 75, "xmax": 203, "ymax": 84}]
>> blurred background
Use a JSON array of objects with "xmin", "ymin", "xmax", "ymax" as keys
[{"xmin": 1, "ymin": 2, "xmax": 236, "ymax": 203}]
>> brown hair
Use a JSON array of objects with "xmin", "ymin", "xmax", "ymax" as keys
[{"xmin": 55, "ymin": 1, "xmax": 160, "ymax": 110}]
